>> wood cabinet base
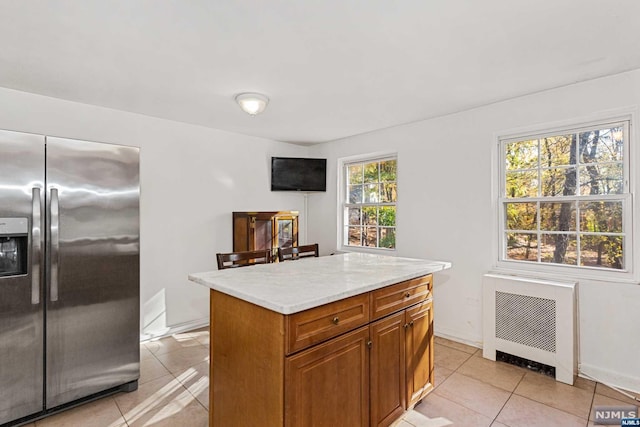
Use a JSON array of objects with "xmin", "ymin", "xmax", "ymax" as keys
[{"xmin": 209, "ymin": 274, "xmax": 434, "ymax": 427}]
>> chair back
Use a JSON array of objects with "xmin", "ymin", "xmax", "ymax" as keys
[
  {"xmin": 278, "ymin": 243, "xmax": 319, "ymax": 262},
  {"xmin": 216, "ymin": 249, "xmax": 272, "ymax": 270}
]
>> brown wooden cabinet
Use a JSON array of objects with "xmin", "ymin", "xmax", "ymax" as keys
[
  {"xmin": 370, "ymin": 311, "xmax": 406, "ymax": 427},
  {"xmin": 285, "ymin": 326, "xmax": 370, "ymax": 427},
  {"xmin": 369, "ymin": 276, "xmax": 434, "ymax": 427},
  {"xmin": 208, "ymin": 274, "xmax": 434, "ymax": 427},
  {"xmin": 405, "ymin": 300, "xmax": 434, "ymax": 406},
  {"xmin": 233, "ymin": 211, "xmax": 298, "ymax": 260}
]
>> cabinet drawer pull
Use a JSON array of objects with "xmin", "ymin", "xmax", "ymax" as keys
[
  {"xmin": 409, "ymin": 320, "xmax": 414, "ymax": 327},
  {"xmin": 367, "ymin": 340, "xmax": 372, "ymax": 349},
  {"xmin": 403, "ymin": 323, "xmax": 409, "ymax": 329},
  {"xmin": 332, "ymin": 316, "xmax": 340, "ymax": 325},
  {"xmin": 405, "ymin": 292, "xmax": 411, "ymax": 298}
]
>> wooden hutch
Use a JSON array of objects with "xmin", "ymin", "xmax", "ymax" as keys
[{"xmin": 233, "ymin": 211, "xmax": 299, "ymax": 260}]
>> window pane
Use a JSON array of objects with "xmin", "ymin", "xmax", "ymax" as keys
[
  {"xmin": 364, "ymin": 162, "xmax": 379, "ymax": 183},
  {"xmin": 540, "ymin": 135, "xmax": 573, "ymax": 167},
  {"xmin": 381, "ymin": 183, "xmax": 397, "ymax": 203},
  {"xmin": 344, "ymin": 157, "xmax": 397, "ymax": 250},
  {"xmin": 362, "ymin": 206, "xmax": 377, "ymax": 225},
  {"xmin": 348, "ymin": 207, "xmax": 361, "ymax": 225},
  {"xmin": 579, "ymin": 201, "xmax": 623, "ymax": 233},
  {"xmin": 379, "ymin": 228, "xmax": 396, "ymax": 249},
  {"xmin": 501, "ymin": 122, "xmax": 628, "ymax": 272},
  {"xmin": 541, "ymin": 168, "xmax": 575, "ymax": 196},
  {"xmin": 579, "ymin": 127, "xmax": 623, "ymax": 163},
  {"xmin": 506, "ymin": 170, "xmax": 538, "ymax": 198},
  {"xmin": 349, "ymin": 184, "xmax": 363, "ymax": 203},
  {"xmin": 540, "ymin": 202, "xmax": 575, "ymax": 231},
  {"xmin": 505, "ymin": 139, "xmax": 538, "ymax": 170},
  {"xmin": 506, "ymin": 233, "xmax": 537, "ymax": 261},
  {"xmin": 580, "ymin": 235, "xmax": 623, "ymax": 269},
  {"xmin": 540, "ymin": 234, "xmax": 577, "ymax": 265},
  {"xmin": 348, "ymin": 164, "xmax": 363, "ymax": 184},
  {"xmin": 364, "ymin": 183, "xmax": 379, "ymax": 203},
  {"xmin": 379, "ymin": 206, "xmax": 396, "ymax": 227},
  {"xmin": 363, "ymin": 226, "xmax": 377, "ymax": 247},
  {"xmin": 505, "ymin": 202, "xmax": 537, "ymax": 231},
  {"xmin": 347, "ymin": 226, "xmax": 362, "ymax": 246},
  {"xmin": 578, "ymin": 163, "xmax": 623, "ymax": 195},
  {"xmin": 380, "ymin": 160, "xmax": 397, "ymax": 181}
]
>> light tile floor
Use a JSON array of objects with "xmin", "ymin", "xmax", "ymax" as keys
[{"xmin": 22, "ymin": 329, "xmax": 639, "ymax": 427}]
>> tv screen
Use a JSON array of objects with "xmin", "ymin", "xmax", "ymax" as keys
[{"xmin": 271, "ymin": 157, "xmax": 327, "ymax": 192}]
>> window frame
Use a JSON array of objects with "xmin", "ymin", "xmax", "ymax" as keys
[
  {"xmin": 493, "ymin": 113, "xmax": 638, "ymax": 283},
  {"xmin": 337, "ymin": 152, "xmax": 398, "ymax": 253}
]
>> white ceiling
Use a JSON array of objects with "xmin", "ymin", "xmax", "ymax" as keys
[{"xmin": 1, "ymin": 1, "xmax": 639, "ymax": 145}]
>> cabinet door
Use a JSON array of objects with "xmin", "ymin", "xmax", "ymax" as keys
[
  {"xmin": 275, "ymin": 218, "xmax": 294, "ymax": 249},
  {"xmin": 405, "ymin": 300, "xmax": 434, "ymax": 406},
  {"xmin": 370, "ymin": 311, "xmax": 406, "ymax": 427},
  {"xmin": 285, "ymin": 326, "xmax": 370, "ymax": 427},
  {"xmin": 252, "ymin": 218, "xmax": 272, "ymax": 251}
]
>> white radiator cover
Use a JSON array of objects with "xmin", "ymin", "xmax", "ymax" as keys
[{"xmin": 482, "ymin": 273, "xmax": 578, "ymax": 385}]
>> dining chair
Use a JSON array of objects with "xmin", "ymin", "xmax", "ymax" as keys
[
  {"xmin": 216, "ymin": 249, "xmax": 272, "ymax": 270},
  {"xmin": 277, "ymin": 243, "xmax": 319, "ymax": 262}
]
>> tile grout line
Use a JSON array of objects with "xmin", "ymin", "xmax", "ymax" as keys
[
  {"xmin": 490, "ymin": 368, "xmax": 527, "ymax": 427},
  {"xmin": 151, "ymin": 340, "xmax": 211, "ymax": 413},
  {"xmin": 586, "ymin": 385, "xmax": 597, "ymax": 427},
  {"xmin": 140, "ymin": 341, "xmax": 209, "ymax": 414},
  {"xmin": 434, "ymin": 344, "xmax": 596, "ymax": 426},
  {"xmin": 432, "ymin": 346, "xmax": 498, "ymax": 424},
  {"xmin": 510, "ymin": 380, "xmax": 593, "ymax": 424}
]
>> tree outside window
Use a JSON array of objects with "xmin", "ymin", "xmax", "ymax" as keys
[
  {"xmin": 344, "ymin": 157, "xmax": 397, "ymax": 249},
  {"xmin": 501, "ymin": 122, "xmax": 628, "ymax": 270}
]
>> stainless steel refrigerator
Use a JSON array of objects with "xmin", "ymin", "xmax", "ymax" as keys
[{"xmin": 0, "ymin": 129, "xmax": 140, "ymax": 426}]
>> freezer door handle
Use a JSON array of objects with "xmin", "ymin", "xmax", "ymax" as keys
[
  {"xmin": 31, "ymin": 187, "xmax": 42, "ymax": 305},
  {"xmin": 50, "ymin": 188, "xmax": 59, "ymax": 302}
]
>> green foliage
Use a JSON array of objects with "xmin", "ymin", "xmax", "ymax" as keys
[
  {"xmin": 503, "ymin": 126, "xmax": 626, "ymax": 270},
  {"xmin": 364, "ymin": 162, "xmax": 379, "ymax": 183},
  {"xmin": 505, "ymin": 139, "xmax": 537, "ymax": 171},
  {"xmin": 380, "ymin": 160, "xmax": 397, "ymax": 181},
  {"xmin": 348, "ymin": 164, "xmax": 363, "ymax": 184},
  {"xmin": 379, "ymin": 229, "xmax": 396, "ymax": 249},
  {"xmin": 379, "ymin": 206, "xmax": 396, "ymax": 227}
]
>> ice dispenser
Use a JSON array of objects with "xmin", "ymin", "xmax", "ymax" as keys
[{"xmin": 0, "ymin": 217, "xmax": 28, "ymax": 277}]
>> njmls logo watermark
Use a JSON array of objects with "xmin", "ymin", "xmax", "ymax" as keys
[{"xmin": 594, "ymin": 405, "xmax": 639, "ymax": 425}]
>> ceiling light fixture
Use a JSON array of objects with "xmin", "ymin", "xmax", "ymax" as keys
[{"xmin": 235, "ymin": 92, "xmax": 269, "ymax": 116}]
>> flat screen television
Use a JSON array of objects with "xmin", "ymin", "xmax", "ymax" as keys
[{"xmin": 271, "ymin": 157, "xmax": 327, "ymax": 192}]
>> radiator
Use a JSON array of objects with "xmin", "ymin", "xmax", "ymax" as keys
[{"xmin": 482, "ymin": 273, "xmax": 578, "ymax": 385}]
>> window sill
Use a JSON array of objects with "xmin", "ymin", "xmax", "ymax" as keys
[
  {"xmin": 338, "ymin": 246, "xmax": 397, "ymax": 256},
  {"xmin": 492, "ymin": 262, "xmax": 640, "ymax": 285}
]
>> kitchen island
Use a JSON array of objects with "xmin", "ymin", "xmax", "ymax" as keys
[{"xmin": 189, "ymin": 252, "xmax": 451, "ymax": 427}]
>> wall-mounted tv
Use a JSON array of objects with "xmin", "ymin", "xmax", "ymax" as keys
[{"xmin": 271, "ymin": 157, "xmax": 327, "ymax": 192}]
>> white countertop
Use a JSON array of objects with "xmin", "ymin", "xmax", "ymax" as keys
[{"xmin": 188, "ymin": 252, "xmax": 451, "ymax": 314}]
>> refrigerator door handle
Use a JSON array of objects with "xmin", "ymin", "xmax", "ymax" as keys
[
  {"xmin": 31, "ymin": 187, "xmax": 42, "ymax": 305},
  {"xmin": 50, "ymin": 188, "xmax": 59, "ymax": 302}
]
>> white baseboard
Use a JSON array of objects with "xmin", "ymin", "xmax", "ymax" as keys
[
  {"xmin": 140, "ymin": 317, "xmax": 209, "ymax": 343},
  {"xmin": 434, "ymin": 327, "xmax": 483, "ymax": 349},
  {"xmin": 579, "ymin": 363, "xmax": 640, "ymax": 395}
]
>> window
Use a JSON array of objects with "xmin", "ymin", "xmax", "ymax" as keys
[
  {"xmin": 342, "ymin": 156, "xmax": 397, "ymax": 250},
  {"xmin": 499, "ymin": 119, "xmax": 631, "ymax": 272}
]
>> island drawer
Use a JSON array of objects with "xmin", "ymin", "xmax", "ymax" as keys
[
  {"xmin": 370, "ymin": 274, "xmax": 432, "ymax": 320},
  {"xmin": 286, "ymin": 293, "xmax": 370, "ymax": 354}
]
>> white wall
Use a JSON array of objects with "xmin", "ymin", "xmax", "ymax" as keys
[
  {"xmin": 3, "ymin": 69, "xmax": 639, "ymax": 392},
  {"xmin": 0, "ymin": 87, "xmax": 309, "ymax": 338},
  {"xmin": 307, "ymin": 69, "xmax": 640, "ymax": 393}
]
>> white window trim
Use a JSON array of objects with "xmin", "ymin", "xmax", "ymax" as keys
[
  {"xmin": 337, "ymin": 151, "xmax": 398, "ymax": 254},
  {"xmin": 491, "ymin": 108, "xmax": 640, "ymax": 284}
]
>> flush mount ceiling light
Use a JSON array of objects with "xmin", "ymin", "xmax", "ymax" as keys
[{"xmin": 235, "ymin": 92, "xmax": 269, "ymax": 116}]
